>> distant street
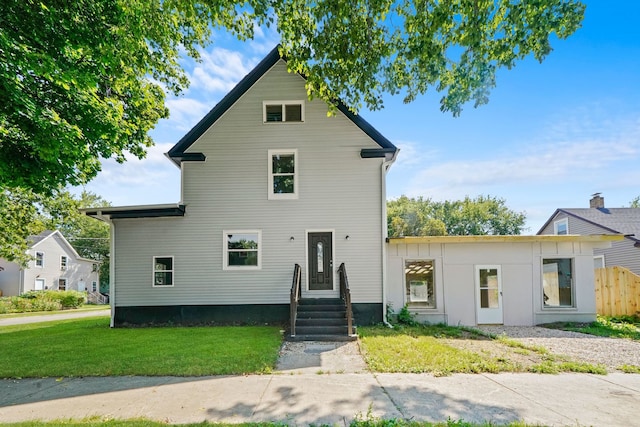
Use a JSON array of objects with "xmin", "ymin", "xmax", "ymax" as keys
[{"xmin": 0, "ymin": 308, "xmax": 110, "ymax": 326}]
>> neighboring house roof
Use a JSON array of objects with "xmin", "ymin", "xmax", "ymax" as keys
[
  {"xmin": 538, "ymin": 208, "xmax": 640, "ymax": 246},
  {"xmin": 166, "ymin": 45, "xmax": 398, "ymax": 165},
  {"xmin": 29, "ymin": 230, "xmax": 100, "ymax": 263}
]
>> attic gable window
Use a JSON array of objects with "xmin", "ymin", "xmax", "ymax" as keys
[
  {"xmin": 268, "ymin": 149, "xmax": 298, "ymax": 199},
  {"xmin": 263, "ymin": 101, "xmax": 304, "ymax": 123},
  {"xmin": 35, "ymin": 252, "xmax": 44, "ymax": 267},
  {"xmin": 554, "ymin": 218, "xmax": 568, "ymax": 235}
]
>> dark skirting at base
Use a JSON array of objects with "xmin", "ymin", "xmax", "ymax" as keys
[{"xmin": 113, "ymin": 303, "xmax": 382, "ymax": 327}]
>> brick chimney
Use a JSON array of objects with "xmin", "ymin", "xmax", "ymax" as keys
[{"xmin": 590, "ymin": 193, "xmax": 604, "ymax": 209}]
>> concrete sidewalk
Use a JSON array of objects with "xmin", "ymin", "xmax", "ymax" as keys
[{"xmin": 1, "ymin": 372, "xmax": 639, "ymax": 425}]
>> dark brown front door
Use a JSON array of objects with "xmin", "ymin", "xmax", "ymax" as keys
[{"xmin": 308, "ymin": 232, "xmax": 333, "ymax": 290}]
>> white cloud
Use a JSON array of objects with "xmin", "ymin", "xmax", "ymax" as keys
[
  {"xmin": 400, "ymin": 111, "xmax": 640, "ymax": 201},
  {"xmin": 189, "ymin": 47, "xmax": 256, "ymax": 94},
  {"xmin": 164, "ymin": 97, "xmax": 211, "ymax": 131}
]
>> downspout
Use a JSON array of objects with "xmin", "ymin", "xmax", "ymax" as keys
[
  {"xmin": 381, "ymin": 150, "xmax": 398, "ymax": 327},
  {"xmin": 109, "ymin": 217, "xmax": 115, "ymax": 328}
]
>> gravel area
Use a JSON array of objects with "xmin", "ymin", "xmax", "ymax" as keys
[{"xmin": 476, "ymin": 326, "xmax": 640, "ymax": 372}]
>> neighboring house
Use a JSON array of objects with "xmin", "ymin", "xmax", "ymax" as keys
[
  {"xmin": 538, "ymin": 194, "xmax": 640, "ymax": 276},
  {"xmin": 0, "ymin": 230, "xmax": 100, "ymax": 297},
  {"xmin": 85, "ymin": 47, "xmax": 619, "ymax": 330}
]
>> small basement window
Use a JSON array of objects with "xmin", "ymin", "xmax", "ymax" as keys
[
  {"xmin": 263, "ymin": 101, "xmax": 304, "ymax": 123},
  {"xmin": 153, "ymin": 256, "xmax": 174, "ymax": 287}
]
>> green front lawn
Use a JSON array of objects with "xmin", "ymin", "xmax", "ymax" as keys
[
  {"xmin": 0, "ymin": 318, "xmax": 282, "ymax": 378},
  {"xmin": 359, "ymin": 324, "xmax": 606, "ymax": 376}
]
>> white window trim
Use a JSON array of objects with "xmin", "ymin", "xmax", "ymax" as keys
[
  {"xmin": 60, "ymin": 255, "xmax": 68, "ymax": 271},
  {"xmin": 541, "ymin": 258, "xmax": 575, "ymax": 309},
  {"xmin": 404, "ymin": 259, "xmax": 437, "ymax": 309},
  {"xmin": 554, "ymin": 218, "xmax": 568, "ymax": 235},
  {"xmin": 35, "ymin": 251, "xmax": 44, "ymax": 267},
  {"xmin": 268, "ymin": 149, "xmax": 298, "ymax": 200},
  {"xmin": 262, "ymin": 100, "xmax": 305, "ymax": 123},
  {"xmin": 153, "ymin": 256, "xmax": 175, "ymax": 287},
  {"xmin": 58, "ymin": 278, "xmax": 67, "ymax": 291},
  {"xmin": 223, "ymin": 230, "xmax": 262, "ymax": 271}
]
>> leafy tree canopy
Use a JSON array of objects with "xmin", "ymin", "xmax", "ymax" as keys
[
  {"xmin": 630, "ymin": 196, "xmax": 640, "ymax": 208},
  {"xmin": 0, "ymin": 0, "xmax": 585, "ymax": 194},
  {"xmin": 388, "ymin": 194, "xmax": 526, "ymax": 237},
  {"xmin": 0, "ymin": 188, "xmax": 110, "ymax": 278}
]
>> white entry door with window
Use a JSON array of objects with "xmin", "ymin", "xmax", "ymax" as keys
[{"xmin": 475, "ymin": 265, "xmax": 503, "ymax": 324}]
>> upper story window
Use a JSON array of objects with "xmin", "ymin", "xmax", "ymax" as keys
[
  {"xmin": 35, "ymin": 252, "xmax": 44, "ymax": 267},
  {"xmin": 554, "ymin": 218, "xmax": 568, "ymax": 235},
  {"xmin": 263, "ymin": 101, "xmax": 304, "ymax": 123},
  {"xmin": 268, "ymin": 149, "xmax": 298, "ymax": 199},
  {"xmin": 153, "ymin": 256, "xmax": 174, "ymax": 287},
  {"xmin": 60, "ymin": 256, "xmax": 68, "ymax": 270}
]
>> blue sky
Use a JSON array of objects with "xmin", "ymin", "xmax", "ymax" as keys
[{"xmin": 77, "ymin": 1, "xmax": 640, "ymax": 233}]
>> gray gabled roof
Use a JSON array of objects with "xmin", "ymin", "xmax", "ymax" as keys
[
  {"xmin": 539, "ymin": 208, "xmax": 640, "ymax": 245},
  {"xmin": 166, "ymin": 46, "xmax": 398, "ymax": 165}
]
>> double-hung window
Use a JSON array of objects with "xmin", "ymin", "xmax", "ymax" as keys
[
  {"xmin": 35, "ymin": 252, "xmax": 44, "ymax": 267},
  {"xmin": 60, "ymin": 256, "xmax": 68, "ymax": 270},
  {"xmin": 263, "ymin": 101, "xmax": 304, "ymax": 123},
  {"xmin": 224, "ymin": 230, "xmax": 261, "ymax": 270},
  {"xmin": 153, "ymin": 256, "xmax": 174, "ymax": 287},
  {"xmin": 268, "ymin": 149, "xmax": 298, "ymax": 199}
]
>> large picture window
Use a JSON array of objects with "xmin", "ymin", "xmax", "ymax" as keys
[
  {"xmin": 224, "ymin": 230, "xmax": 261, "ymax": 270},
  {"xmin": 542, "ymin": 258, "xmax": 573, "ymax": 307},
  {"xmin": 405, "ymin": 260, "xmax": 436, "ymax": 308},
  {"xmin": 153, "ymin": 256, "xmax": 174, "ymax": 287},
  {"xmin": 268, "ymin": 149, "xmax": 298, "ymax": 199}
]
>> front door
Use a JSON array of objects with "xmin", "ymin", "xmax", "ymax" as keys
[
  {"xmin": 308, "ymin": 232, "xmax": 333, "ymax": 291},
  {"xmin": 476, "ymin": 265, "xmax": 503, "ymax": 324}
]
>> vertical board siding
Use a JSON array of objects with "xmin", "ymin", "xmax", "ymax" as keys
[
  {"xmin": 113, "ymin": 60, "xmax": 385, "ymax": 307},
  {"xmin": 595, "ymin": 266, "xmax": 640, "ymax": 316}
]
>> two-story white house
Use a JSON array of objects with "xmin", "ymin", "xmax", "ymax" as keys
[
  {"xmin": 86, "ymin": 47, "xmax": 620, "ymax": 334},
  {"xmin": 85, "ymin": 46, "xmax": 398, "ymax": 334},
  {"xmin": 0, "ymin": 230, "xmax": 100, "ymax": 296}
]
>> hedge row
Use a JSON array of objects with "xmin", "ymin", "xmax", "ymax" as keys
[{"xmin": 0, "ymin": 290, "xmax": 86, "ymax": 314}]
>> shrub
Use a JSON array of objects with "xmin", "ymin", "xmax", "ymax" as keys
[
  {"xmin": 0, "ymin": 290, "xmax": 85, "ymax": 313},
  {"xmin": 44, "ymin": 290, "xmax": 86, "ymax": 309}
]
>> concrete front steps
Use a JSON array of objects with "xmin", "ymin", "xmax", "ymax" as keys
[{"xmin": 288, "ymin": 298, "xmax": 357, "ymax": 342}]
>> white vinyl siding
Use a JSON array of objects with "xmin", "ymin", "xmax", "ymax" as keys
[{"xmin": 111, "ymin": 59, "xmax": 385, "ymax": 307}]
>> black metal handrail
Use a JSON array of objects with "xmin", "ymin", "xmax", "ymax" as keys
[
  {"xmin": 289, "ymin": 263, "xmax": 301, "ymax": 336},
  {"xmin": 338, "ymin": 263, "xmax": 354, "ymax": 336}
]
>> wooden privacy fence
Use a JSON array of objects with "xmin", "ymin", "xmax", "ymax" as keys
[{"xmin": 595, "ymin": 266, "xmax": 640, "ymax": 316}]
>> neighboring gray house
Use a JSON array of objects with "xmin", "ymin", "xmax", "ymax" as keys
[
  {"xmin": 86, "ymin": 46, "xmax": 399, "ymax": 328},
  {"xmin": 538, "ymin": 194, "xmax": 640, "ymax": 276},
  {"xmin": 0, "ymin": 230, "xmax": 100, "ymax": 297}
]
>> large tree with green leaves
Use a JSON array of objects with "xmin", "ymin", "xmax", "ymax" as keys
[
  {"xmin": 0, "ymin": 189, "xmax": 110, "ymax": 286},
  {"xmin": 1, "ymin": 0, "xmax": 585, "ymax": 194},
  {"xmin": 388, "ymin": 195, "xmax": 526, "ymax": 237}
]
